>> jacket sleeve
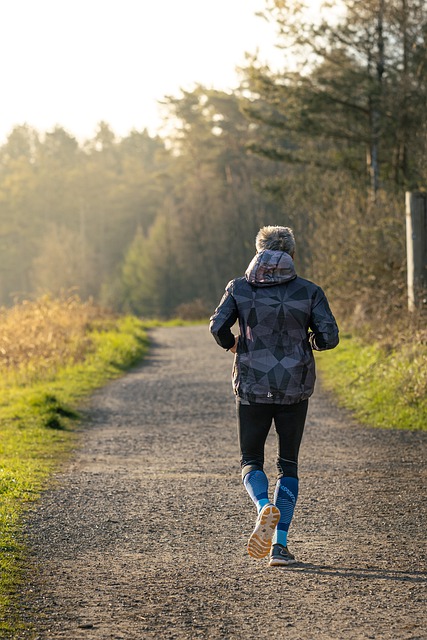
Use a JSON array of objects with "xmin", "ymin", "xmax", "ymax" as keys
[
  {"xmin": 209, "ymin": 281, "xmax": 238, "ymax": 350},
  {"xmin": 309, "ymin": 287, "xmax": 339, "ymax": 351}
]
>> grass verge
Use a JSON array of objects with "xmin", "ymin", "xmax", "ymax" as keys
[
  {"xmin": 315, "ymin": 332, "xmax": 427, "ymax": 431},
  {"xmin": 0, "ymin": 315, "xmax": 149, "ymax": 636}
]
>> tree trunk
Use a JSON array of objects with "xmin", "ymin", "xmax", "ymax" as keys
[{"xmin": 367, "ymin": 0, "xmax": 385, "ymax": 200}]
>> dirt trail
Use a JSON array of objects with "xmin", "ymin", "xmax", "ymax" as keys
[{"xmin": 18, "ymin": 325, "xmax": 426, "ymax": 640}]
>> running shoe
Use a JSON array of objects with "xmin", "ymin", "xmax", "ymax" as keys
[
  {"xmin": 268, "ymin": 543, "xmax": 297, "ymax": 566},
  {"xmin": 247, "ymin": 503, "xmax": 280, "ymax": 559}
]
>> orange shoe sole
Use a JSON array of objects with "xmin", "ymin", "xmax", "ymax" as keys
[{"xmin": 247, "ymin": 504, "xmax": 280, "ymax": 559}]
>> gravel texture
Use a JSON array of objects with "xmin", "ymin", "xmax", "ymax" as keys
[{"xmin": 17, "ymin": 325, "xmax": 427, "ymax": 640}]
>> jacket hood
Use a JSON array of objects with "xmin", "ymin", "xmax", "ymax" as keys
[{"xmin": 245, "ymin": 250, "xmax": 297, "ymax": 287}]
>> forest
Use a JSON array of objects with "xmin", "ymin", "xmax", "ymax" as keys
[{"xmin": 0, "ymin": 0, "xmax": 426, "ymax": 333}]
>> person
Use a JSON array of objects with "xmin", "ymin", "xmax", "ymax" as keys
[{"xmin": 209, "ymin": 225, "xmax": 339, "ymax": 566}]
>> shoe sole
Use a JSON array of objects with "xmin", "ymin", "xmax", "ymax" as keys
[
  {"xmin": 247, "ymin": 504, "xmax": 281, "ymax": 559},
  {"xmin": 269, "ymin": 556, "xmax": 297, "ymax": 567}
]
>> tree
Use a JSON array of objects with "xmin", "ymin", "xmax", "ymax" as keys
[
  {"xmin": 118, "ymin": 217, "xmax": 181, "ymax": 318},
  {"xmin": 251, "ymin": 0, "xmax": 427, "ymax": 195},
  {"xmin": 31, "ymin": 224, "xmax": 97, "ymax": 298},
  {"xmin": 0, "ymin": 126, "xmax": 40, "ymax": 301},
  {"xmin": 161, "ymin": 86, "xmax": 285, "ymax": 305}
]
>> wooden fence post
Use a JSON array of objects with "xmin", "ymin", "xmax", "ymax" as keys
[{"xmin": 405, "ymin": 191, "xmax": 427, "ymax": 312}]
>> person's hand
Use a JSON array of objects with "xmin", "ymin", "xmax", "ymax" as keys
[{"xmin": 229, "ymin": 336, "xmax": 238, "ymax": 354}]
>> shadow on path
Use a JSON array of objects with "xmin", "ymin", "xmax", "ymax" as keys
[{"xmin": 288, "ymin": 563, "xmax": 427, "ymax": 583}]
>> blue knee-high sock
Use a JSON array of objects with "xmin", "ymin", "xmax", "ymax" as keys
[
  {"xmin": 243, "ymin": 470, "xmax": 270, "ymax": 514},
  {"xmin": 272, "ymin": 477, "xmax": 299, "ymax": 547}
]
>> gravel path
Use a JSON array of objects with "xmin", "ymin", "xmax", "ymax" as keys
[{"xmin": 18, "ymin": 325, "xmax": 426, "ymax": 640}]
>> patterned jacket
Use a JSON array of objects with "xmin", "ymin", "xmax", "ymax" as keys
[{"xmin": 209, "ymin": 250, "xmax": 339, "ymax": 404}]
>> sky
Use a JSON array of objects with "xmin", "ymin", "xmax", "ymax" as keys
[{"xmin": 0, "ymin": 0, "xmax": 326, "ymax": 143}]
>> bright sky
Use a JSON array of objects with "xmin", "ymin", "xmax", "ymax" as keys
[{"xmin": 0, "ymin": 0, "xmax": 326, "ymax": 143}]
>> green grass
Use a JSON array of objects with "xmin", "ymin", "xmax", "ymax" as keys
[
  {"xmin": 0, "ymin": 315, "xmax": 149, "ymax": 635},
  {"xmin": 315, "ymin": 332, "xmax": 427, "ymax": 431}
]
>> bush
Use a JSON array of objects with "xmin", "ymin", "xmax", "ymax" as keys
[{"xmin": 173, "ymin": 298, "xmax": 211, "ymax": 321}]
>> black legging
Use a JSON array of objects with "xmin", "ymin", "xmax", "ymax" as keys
[{"xmin": 237, "ymin": 399, "xmax": 308, "ymax": 480}]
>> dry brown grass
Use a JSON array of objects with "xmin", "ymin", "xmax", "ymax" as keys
[{"xmin": 0, "ymin": 295, "xmax": 111, "ymax": 382}]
